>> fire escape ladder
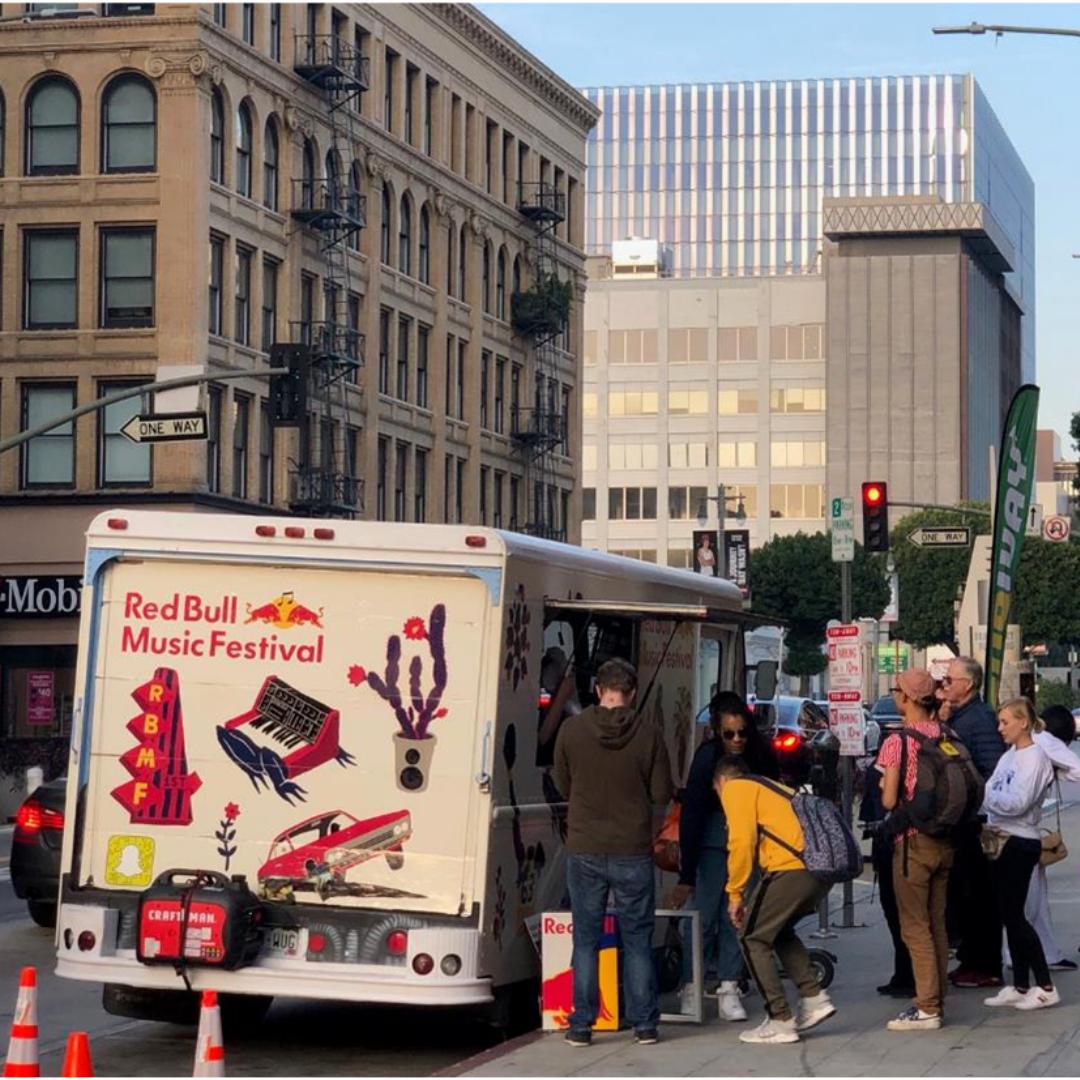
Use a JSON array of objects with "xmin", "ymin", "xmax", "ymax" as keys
[{"xmin": 288, "ymin": 32, "xmax": 369, "ymax": 518}]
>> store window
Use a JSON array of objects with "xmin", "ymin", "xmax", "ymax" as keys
[{"xmin": 0, "ymin": 646, "xmax": 77, "ymax": 779}]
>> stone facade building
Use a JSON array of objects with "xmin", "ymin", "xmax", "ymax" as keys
[{"xmin": 0, "ymin": 1, "xmax": 595, "ymax": 804}]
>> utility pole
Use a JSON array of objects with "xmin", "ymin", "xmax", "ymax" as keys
[{"xmin": 839, "ymin": 561, "xmax": 856, "ymax": 928}]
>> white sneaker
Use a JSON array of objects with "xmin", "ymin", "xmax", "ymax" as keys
[
  {"xmin": 678, "ymin": 984, "xmax": 700, "ymax": 1016},
  {"xmin": 717, "ymin": 982, "xmax": 748, "ymax": 1022},
  {"xmin": 1013, "ymin": 986, "xmax": 1060, "ymax": 1010},
  {"xmin": 887, "ymin": 1006, "xmax": 942, "ymax": 1031},
  {"xmin": 739, "ymin": 1016, "xmax": 800, "ymax": 1044},
  {"xmin": 796, "ymin": 989, "xmax": 836, "ymax": 1032},
  {"xmin": 985, "ymin": 985, "xmax": 1028, "ymax": 1007}
]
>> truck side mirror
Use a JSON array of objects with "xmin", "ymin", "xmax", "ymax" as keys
[{"xmin": 754, "ymin": 661, "xmax": 777, "ymax": 702}]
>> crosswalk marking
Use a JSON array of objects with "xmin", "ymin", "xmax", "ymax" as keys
[{"xmin": 0, "ymin": 868, "xmax": 11, "ymax": 883}]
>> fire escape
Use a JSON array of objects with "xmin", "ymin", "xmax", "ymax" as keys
[
  {"xmin": 288, "ymin": 33, "xmax": 368, "ymax": 517},
  {"xmin": 512, "ymin": 182, "xmax": 569, "ymax": 542}
]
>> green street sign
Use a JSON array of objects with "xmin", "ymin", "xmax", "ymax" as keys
[{"xmin": 879, "ymin": 648, "xmax": 910, "ymax": 675}]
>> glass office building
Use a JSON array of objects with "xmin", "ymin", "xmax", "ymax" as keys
[{"xmin": 582, "ymin": 75, "xmax": 1034, "ymax": 379}]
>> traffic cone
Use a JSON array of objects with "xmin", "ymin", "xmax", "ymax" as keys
[
  {"xmin": 2, "ymin": 967, "xmax": 39, "ymax": 1078},
  {"xmin": 60, "ymin": 1033, "xmax": 92, "ymax": 1078},
  {"xmin": 192, "ymin": 991, "xmax": 225, "ymax": 1077}
]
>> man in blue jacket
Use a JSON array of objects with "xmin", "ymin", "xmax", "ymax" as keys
[{"xmin": 940, "ymin": 656, "xmax": 1007, "ymax": 990}]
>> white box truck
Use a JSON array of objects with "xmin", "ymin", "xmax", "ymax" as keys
[{"xmin": 56, "ymin": 510, "xmax": 774, "ymax": 1023}]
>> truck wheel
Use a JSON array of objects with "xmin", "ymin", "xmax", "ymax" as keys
[
  {"xmin": 27, "ymin": 899, "xmax": 57, "ymax": 928},
  {"xmin": 386, "ymin": 852, "xmax": 405, "ymax": 871},
  {"xmin": 485, "ymin": 977, "xmax": 540, "ymax": 1037}
]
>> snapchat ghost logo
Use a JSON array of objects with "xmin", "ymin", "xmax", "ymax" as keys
[{"xmin": 105, "ymin": 835, "xmax": 154, "ymax": 887}]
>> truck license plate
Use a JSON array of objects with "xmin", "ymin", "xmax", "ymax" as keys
[{"xmin": 268, "ymin": 928, "xmax": 300, "ymax": 957}]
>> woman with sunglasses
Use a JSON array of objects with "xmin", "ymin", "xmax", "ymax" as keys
[{"xmin": 672, "ymin": 691, "xmax": 779, "ymax": 1021}]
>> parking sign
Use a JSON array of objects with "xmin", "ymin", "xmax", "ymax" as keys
[{"xmin": 830, "ymin": 497, "xmax": 855, "ymax": 562}]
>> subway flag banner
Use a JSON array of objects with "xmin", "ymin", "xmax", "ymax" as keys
[{"xmin": 985, "ymin": 384, "xmax": 1040, "ymax": 709}]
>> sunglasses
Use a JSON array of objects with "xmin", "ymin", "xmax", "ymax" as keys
[
  {"xmin": 941, "ymin": 676, "xmax": 969, "ymax": 685},
  {"xmin": 722, "ymin": 729, "xmax": 749, "ymax": 740}
]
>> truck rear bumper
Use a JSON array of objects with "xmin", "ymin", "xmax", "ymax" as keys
[{"xmin": 56, "ymin": 903, "xmax": 493, "ymax": 1007}]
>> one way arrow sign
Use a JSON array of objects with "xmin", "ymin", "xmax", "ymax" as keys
[
  {"xmin": 907, "ymin": 526, "xmax": 971, "ymax": 549},
  {"xmin": 120, "ymin": 412, "xmax": 208, "ymax": 444}
]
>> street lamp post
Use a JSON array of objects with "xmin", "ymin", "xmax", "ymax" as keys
[{"xmin": 933, "ymin": 22, "xmax": 1080, "ymax": 40}]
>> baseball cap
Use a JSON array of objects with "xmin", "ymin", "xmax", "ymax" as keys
[{"xmin": 896, "ymin": 668, "xmax": 936, "ymax": 702}]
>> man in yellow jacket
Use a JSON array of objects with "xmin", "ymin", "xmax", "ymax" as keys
[{"xmin": 715, "ymin": 755, "xmax": 836, "ymax": 1044}]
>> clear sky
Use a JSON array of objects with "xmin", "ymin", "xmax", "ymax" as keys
[{"xmin": 480, "ymin": 2, "xmax": 1080, "ymax": 459}]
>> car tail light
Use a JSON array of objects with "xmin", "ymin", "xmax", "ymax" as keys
[
  {"xmin": 412, "ymin": 952, "xmax": 434, "ymax": 975},
  {"xmin": 15, "ymin": 799, "xmax": 63, "ymax": 837},
  {"xmin": 386, "ymin": 930, "xmax": 408, "ymax": 956},
  {"xmin": 539, "ymin": 691, "xmax": 552, "ymax": 710},
  {"xmin": 773, "ymin": 733, "xmax": 800, "ymax": 752}
]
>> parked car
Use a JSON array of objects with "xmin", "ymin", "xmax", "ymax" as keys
[
  {"xmin": 10, "ymin": 778, "xmax": 66, "ymax": 927},
  {"xmin": 871, "ymin": 694, "xmax": 903, "ymax": 738},
  {"xmin": 753, "ymin": 697, "xmax": 836, "ymax": 793}
]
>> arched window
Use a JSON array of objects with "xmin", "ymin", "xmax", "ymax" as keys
[
  {"xmin": 496, "ymin": 247, "xmax": 507, "ymax": 320},
  {"xmin": 301, "ymin": 138, "xmax": 316, "ymax": 210},
  {"xmin": 458, "ymin": 224, "xmax": 467, "ymax": 302},
  {"xmin": 380, "ymin": 184, "xmax": 392, "ymax": 265},
  {"xmin": 348, "ymin": 161, "xmax": 363, "ymax": 251},
  {"xmin": 101, "ymin": 74, "xmax": 155, "ymax": 173},
  {"xmin": 325, "ymin": 150, "xmax": 340, "ymax": 208},
  {"xmin": 262, "ymin": 118, "xmax": 279, "ymax": 210},
  {"xmin": 418, "ymin": 204, "xmax": 431, "ymax": 285},
  {"xmin": 482, "ymin": 243, "xmax": 491, "ymax": 314},
  {"xmin": 398, "ymin": 193, "xmax": 412, "ymax": 276},
  {"xmin": 235, "ymin": 102, "xmax": 253, "ymax": 197},
  {"xmin": 26, "ymin": 77, "xmax": 79, "ymax": 176},
  {"xmin": 209, "ymin": 89, "xmax": 224, "ymax": 183},
  {"xmin": 513, "ymin": 254, "xmax": 522, "ymax": 297}
]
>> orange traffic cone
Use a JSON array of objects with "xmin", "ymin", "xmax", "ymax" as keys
[
  {"xmin": 192, "ymin": 991, "xmax": 225, "ymax": 1077},
  {"xmin": 60, "ymin": 1033, "xmax": 92, "ymax": 1078},
  {"xmin": 2, "ymin": 967, "xmax": 39, "ymax": 1078}
]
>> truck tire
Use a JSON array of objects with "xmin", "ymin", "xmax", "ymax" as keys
[
  {"xmin": 220, "ymin": 993, "xmax": 274, "ymax": 1032},
  {"xmin": 27, "ymin": 899, "xmax": 57, "ymax": 928},
  {"xmin": 486, "ymin": 977, "xmax": 540, "ymax": 1037}
]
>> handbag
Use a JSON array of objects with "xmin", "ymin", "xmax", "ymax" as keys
[
  {"xmin": 653, "ymin": 800, "xmax": 681, "ymax": 873},
  {"xmin": 979, "ymin": 825, "xmax": 1010, "ymax": 861},
  {"xmin": 1040, "ymin": 779, "xmax": 1068, "ymax": 868}
]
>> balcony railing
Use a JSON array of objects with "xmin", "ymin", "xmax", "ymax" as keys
[
  {"xmin": 291, "ymin": 320, "xmax": 364, "ymax": 373},
  {"xmin": 510, "ymin": 407, "xmax": 567, "ymax": 449},
  {"xmin": 291, "ymin": 181, "xmax": 366, "ymax": 233},
  {"xmin": 294, "ymin": 35, "xmax": 370, "ymax": 95},
  {"xmin": 517, "ymin": 181, "xmax": 566, "ymax": 225},
  {"xmin": 290, "ymin": 466, "xmax": 363, "ymax": 517}
]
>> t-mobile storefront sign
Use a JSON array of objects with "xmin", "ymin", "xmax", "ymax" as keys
[{"xmin": 0, "ymin": 576, "xmax": 82, "ymax": 618}]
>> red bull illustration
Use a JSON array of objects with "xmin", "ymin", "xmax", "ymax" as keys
[
  {"xmin": 245, "ymin": 591, "xmax": 325, "ymax": 629},
  {"xmin": 541, "ymin": 913, "xmax": 619, "ymax": 1031}
]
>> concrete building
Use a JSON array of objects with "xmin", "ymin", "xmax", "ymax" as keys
[
  {"xmin": 1036, "ymin": 429, "xmax": 1077, "ymax": 521},
  {"xmin": 0, "ymin": 1, "xmax": 596, "ymax": 804}
]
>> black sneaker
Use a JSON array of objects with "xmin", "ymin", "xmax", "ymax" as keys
[
  {"xmin": 634, "ymin": 1028, "xmax": 659, "ymax": 1045},
  {"xmin": 564, "ymin": 1029, "xmax": 592, "ymax": 1048},
  {"xmin": 877, "ymin": 981, "xmax": 916, "ymax": 998},
  {"xmin": 1050, "ymin": 958, "xmax": 1078, "ymax": 972}
]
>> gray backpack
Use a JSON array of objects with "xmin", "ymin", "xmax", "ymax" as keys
[{"xmin": 748, "ymin": 776, "xmax": 863, "ymax": 885}]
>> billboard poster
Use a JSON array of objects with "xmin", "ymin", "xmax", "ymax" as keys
[
  {"xmin": 692, "ymin": 529, "xmax": 719, "ymax": 576},
  {"xmin": 985, "ymin": 385, "xmax": 1040, "ymax": 708},
  {"xmin": 723, "ymin": 529, "xmax": 751, "ymax": 599},
  {"xmin": 26, "ymin": 670, "xmax": 55, "ymax": 726}
]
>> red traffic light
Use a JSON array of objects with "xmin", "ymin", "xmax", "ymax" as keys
[{"xmin": 864, "ymin": 484, "xmax": 884, "ymax": 505}]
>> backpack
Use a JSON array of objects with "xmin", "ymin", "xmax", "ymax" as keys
[
  {"xmin": 896, "ymin": 726, "xmax": 985, "ymax": 838},
  {"xmin": 748, "ymin": 777, "xmax": 863, "ymax": 885}
]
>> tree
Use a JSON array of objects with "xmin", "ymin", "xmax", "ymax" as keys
[
  {"xmin": 752, "ymin": 531, "xmax": 890, "ymax": 692},
  {"xmin": 1013, "ymin": 538, "xmax": 1080, "ymax": 645},
  {"xmin": 889, "ymin": 506, "xmax": 991, "ymax": 649},
  {"xmin": 1035, "ymin": 677, "xmax": 1078, "ymax": 715}
]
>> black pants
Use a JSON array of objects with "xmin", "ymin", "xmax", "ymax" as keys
[
  {"xmin": 873, "ymin": 837, "xmax": 914, "ymax": 987},
  {"xmin": 991, "ymin": 836, "xmax": 1050, "ymax": 991},
  {"xmin": 952, "ymin": 826, "xmax": 1004, "ymax": 977}
]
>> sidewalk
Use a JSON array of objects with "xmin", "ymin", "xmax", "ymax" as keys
[{"xmin": 449, "ymin": 797, "xmax": 1080, "ymax": 1077}]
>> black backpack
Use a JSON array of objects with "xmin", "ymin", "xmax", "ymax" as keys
[{"xmin": 894, "ymin": 726, "xmax": 985, "ymax": 838}]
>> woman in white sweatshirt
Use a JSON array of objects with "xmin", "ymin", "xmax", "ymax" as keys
[{"xmin": 982, "ymin": 698, "xmax": 1058, "ymax": 1011}]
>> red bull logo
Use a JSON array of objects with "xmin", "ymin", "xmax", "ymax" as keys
[
  {"xmin": 245, "ymin": 592, "xmax": 324, "ymax": 630},
  {"xmin": 540, "ymin": 912, "xmax": 619, "ymax": 1031}
]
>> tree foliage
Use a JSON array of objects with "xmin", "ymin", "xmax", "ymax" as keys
[
  {"xmin": 752, "ymin": 531, "xmax": 890, "ymax": 677},
  {"xmin": 889, "ymin": 506, "xmax": 991, "ymax": 649},
  {"xmin": 1035, "ymin": 677, "xmax": 1078, "ymax": 715},
  {"xmin": 1013, "ymin": 539, "xmax": 1080, "ymax": 645}
]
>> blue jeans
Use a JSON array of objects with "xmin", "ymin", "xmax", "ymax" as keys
[
  {"xmin": 567, "ymin": 853, "xmax": 659, "ymax": 1033},
  {"xmin": 681, "ymin": 844, "xmax": 744, "ymax": 985}
]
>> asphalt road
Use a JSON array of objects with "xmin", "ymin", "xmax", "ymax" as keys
[{"xmin": 0, "ymin": 869, "xmax": 502, "ymax": 1077}]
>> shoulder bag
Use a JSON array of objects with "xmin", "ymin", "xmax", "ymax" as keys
[{"xmin": 1039, "ymin": 778, "xmax": 1068, "ymax": 868}]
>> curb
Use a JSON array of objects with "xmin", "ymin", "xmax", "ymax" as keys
[{"xmin": 432, "ymin": 1029, "xmax": 545, "ymax": 1077}]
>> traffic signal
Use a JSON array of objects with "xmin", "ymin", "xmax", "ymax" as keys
[
  {"xmin": 862, "ymin": 481, "xmax": 889, "ymax": 552},
  {"xmin": 269, "ymin": 344, "xmax": 310, "ymax": 426}
]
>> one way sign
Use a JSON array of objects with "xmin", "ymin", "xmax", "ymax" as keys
[
  {"xmin": 907, "ymin": 526, "xmax": 971, "ymax": 549},
  {"xmin": 120, "ymin": 412, "xmax": 208, "ymax": 444}
]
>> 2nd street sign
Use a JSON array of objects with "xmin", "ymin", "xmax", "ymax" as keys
[
  {"xmin": 830, "ymin": 497, "xmax": 855, "ymax": 563},
  {"xmin": 120, "ymin": 412, "xmax": 208, "ymax": 444},
  {"xmin": 907, "ymin": 526, "xmax": 971, "ymax": 549}
]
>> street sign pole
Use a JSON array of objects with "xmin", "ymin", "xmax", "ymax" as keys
[{"xmin": 839, "ymin": 563, "xmax": 856, "ymax": 929}]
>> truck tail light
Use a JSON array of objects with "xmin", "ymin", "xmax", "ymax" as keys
[{"xmin": 386, "ymin": 930, "xmax": 408, "ymax": 956}]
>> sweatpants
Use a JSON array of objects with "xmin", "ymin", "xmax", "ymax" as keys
[{"xmin": 739, "ymin": 869, "xmax": 829, "ymax": 1021}]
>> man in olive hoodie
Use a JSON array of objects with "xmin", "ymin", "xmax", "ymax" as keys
[{"xmin": 553, "ymin": 658, "xmax": 673, "ymax": 1047}]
